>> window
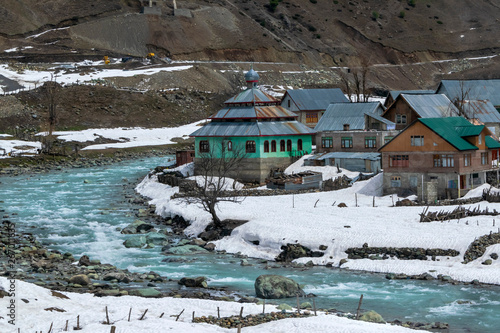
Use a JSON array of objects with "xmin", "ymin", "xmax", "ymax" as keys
[
  {"xmin": 410, "ymin": 176, "xmax": 418, "ymax": 187},
  {"xmin": 341, "ymin": 137, "xmax": 353, "ymax": 148},
  {"xmin": 321, "ymin": 137, "xmax": 333, "ymax": 148},
  {"xmin": 384, "ymin": 136, "xmax": 393, "ymax": 144},
  {"xmin": 411, "ymin": 135, "xmax": 424, "ymax": 146},
  {"xmin": 433, "ymin": 154, "xmax": 455, "ymax": 167},
  {"xmin": 479, "ymin": 134, "xmax": 482, "ymax": 145},
  {"xmin": 391, "ymin": 176, "xmax": 401, "ymax": 187},
  {"xmin": 287, "ymin": 99, "xmax": 291, "ymax": 108},
  {"xmin": 271, "ymin": 140, "xmax": 277, "ymax": 152},
  {"xmin": 264, "ymin": 140, "xmax": 269, "ymax": 153},
  {"xmin": 280, "ymin": 140, "xmax": 285, "ymax": 152},
  {"xmin": 199, "ymin": 140, "xmax": 209, "ymax": 153},
  {"xmin": 297, "ymin": 139, "xmax": 303, "ymax": 151},
  {"xmin": 246, "ymin": 140, "xmax": 256, "ymax": 153},
  {"xmin": 464, "ymin": 154, "xmax": 471, "ymax": 167},
  {"xmin": 481, "ymin": 152, "xmax": 488, "ymax": 165},
  {"xmin": 389, "ymin": 155, "xmax": 409, "ymax": 167},
  {"xmin": 286, "ymin": 139, "xmax": 292, "ymax": 151},
  {"xmin": 227, "ymin": 141, "xmax": 232, "ymax": 151},
  {"xmin": 396, "ymin": 114, "xmax": 407, "ymax": 124},
  {"xmin": 365, "ymin": 137, "xmax": 376, "ymax": 148},
  {"xmin": 306, "ymin": 112, "xmax": 318, "ymax": 123}
]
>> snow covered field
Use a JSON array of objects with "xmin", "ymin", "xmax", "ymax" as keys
[
  {"xmin": 0, "ymin": 277, "xmax": 425, "ymax": 333},
  {"xmin": 136, "ymin": 159, "xmax": 500, "ymax": 286}
]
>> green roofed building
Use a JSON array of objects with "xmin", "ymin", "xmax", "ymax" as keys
[
  {"xmin": 190, "ymin": 67, "xmax": 313, "ymax": 183},
  {"xmin": 379, "ymin": 117, "xmax": 500, "ymax": 202}
]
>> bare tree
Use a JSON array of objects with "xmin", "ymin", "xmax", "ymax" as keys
[
  {"xmin": 44, "ymin": 75, "xmax": 59, "ymax": 136},
  {"xmin": 338, "ymin": 57, "xmax": 371, "ymax": 102},
  {"xmin": 182, "ymin": 139, "xmax": 247, "ymax": 227},
  {"xmin": 451, "ymin": 80, "xmax": 473, "ymax": 119}
]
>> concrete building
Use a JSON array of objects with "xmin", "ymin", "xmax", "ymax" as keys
[
  {"xmin": 190, "ymin": 67, "xmax": 313, "ymax": 183},
  {"xmin": 314, "ymin": 102, "xmax": 398, "ymax": 154}
]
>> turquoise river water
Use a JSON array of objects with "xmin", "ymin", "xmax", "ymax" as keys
[{"xmin": 0, "ymin": 156, "xmax": 499, "ymax": 332}]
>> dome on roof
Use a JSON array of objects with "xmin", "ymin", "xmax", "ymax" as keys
[{"xmin": 244, "ymin": 67, "xmax": 259, "ymax": 83}]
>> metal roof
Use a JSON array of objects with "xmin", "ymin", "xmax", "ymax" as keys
[
  {"xmin": 284, "ymin": 88, "xmax": 349, "ymax": 111},
  {"xmin": 314, "ymin": 102, "xmax": 392, "ymax": 131},
  {"xmin": 419, "ymin": 117, "xmax": 480, "ymax": 151},
  {"xmin": 190, "ymin": 120, "xmax": 313, "ymax": 137},
  {"xmin": 455, "ymin": 125, "xmax": 484, "ymax": 137},
  {"xmin": 400, "ymin": 94, "xmax": 459, "ymax": 118},
  {"xmin": 460, "ymin": 100, "xmax": 500, "ymax": 124},
  {"xmin": 486, "ymin": 136, "xmax": 500, "ymax": 149},
  {"xmin": 388, "ymin": 90, "xmax": 435, "ymax": 100},
  {"xmin": 224, "ymin": 87, "xmax": 277, "ymax": 104},
  {"xmin": 210, "ymin": 105, "xmax": 297, "ymax": 120},
  {"xmin": 436, "ymin": 79, "xmax": 500, "ymax": 106},
  {"xmin": 306, "ymin": 152, "xmax": 381, "ymax": 161}
]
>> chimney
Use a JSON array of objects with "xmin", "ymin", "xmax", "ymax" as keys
[{"xmin": 343, "ymin": 124, "xmax": 350, "ymax": 131}]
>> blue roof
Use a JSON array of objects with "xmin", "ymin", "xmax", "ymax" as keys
[
  {"xmin": 315, "ymin": 102, "xmax": 393, "ymax": 131},
  {"xmin": 284, "ymin": 88, "xmax": 349, "ymax": 111},
  {"xmin": 210, "ymin": 105, "xmax": 297, "ymax": 120},
  {"xmin": 398, "ymin": 94, "xmax": 460, "ymax": 118},
  {"xmin": 459, "ymin": 100, "xmax": 500, "ymax": 124},
  {"xmin": 190, "ymin": 121, "xmax": 313, "ymax": 137},
  {"xmin": 436, "ymin": 79, "xmax": 500, "ymax": 107}
]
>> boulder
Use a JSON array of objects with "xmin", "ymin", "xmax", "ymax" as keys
[
  {"xmin": 78, "ymin": 255, "xmax": 91, "ymax": 266},
  {"xmin": 123, "ymin": 235, "xmax": 147, "ymax": 248},
  {"xmin": 277, "ymin": 303, "xmax": 293, "ymax": 311},
  {"xmin": 178, "ymin": 276, "xmax": 208, "ymax": 288},
  {"xmin": 68, "ymin": 274, "xmax": 91, "ymax": 286},
  {"xmin": 145, "ymin": 232, "xmax": 169, "ymax": 245},
  {"xmin": 254, "ymin": 274, "xmax": 305, "ymax": 299},
  {"xmin": 129, "ymin": 288, "xmax": 163, "ymax": 298},
  {"xmin": 163, "ymin": 245, "xmax": 209, "ymax": 255},
  {"xmin": 359, "ymin": 310, "xmax": 386, "ymax": 324},
  {"xmin": 482, "ymin": 259, "xmax": 493, "ymax": 265},
  {"xmin": 102, "ymin": 272, "xmax": 130, "ymax": 283},
  {"xmin": 121, "ymin": 220, "xmax": 154, "ymax": 234},
  {"xmin": 276, "ymin": 243, "xmax": 324, "ymax": 262}
]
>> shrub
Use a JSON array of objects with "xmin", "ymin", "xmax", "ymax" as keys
[
  {"xmin": 399, "ymin": 11, "xmax": 405, "ymax": 18},
  {"xmin": 371, "ymin": 11, "xmax": 379, "ymax": 20},
  {"xmin": 437, "ymin": 20, "xmax": 443, "ymax": 24},
  {"xmin": 408, "ymin": 0, "xmax": 416, "ymax": 7}
]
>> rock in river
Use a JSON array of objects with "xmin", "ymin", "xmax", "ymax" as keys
[
  {"xmin": 163, "ymin": 244, "xmax": 209, "ymax": 255},
  {"xmin": 254, "ymin": 274, "xmax": 305, "ymax": 299}
]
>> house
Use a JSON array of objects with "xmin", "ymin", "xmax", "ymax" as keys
[
  {"xmin": 384, "ymin": 90, "xmax": 435, "ymax": 108},
  {"xmin": 381, "ymin": 94, "xmax": 459, "ymax": 130},
  {"xmin": 436, "ymin": 79, "xmax": 500, "ymax": 111},
  {"xmin": 314, "ymin": 102, "xmax": 398, "ymax": 154},
  {"xmin": 190, "ymin": 67, "xmax": 313, "ymax": 183},
  {"xmin": 379, "ymin": 117, "xmax": 500, "ymax": 202},
  {"xmin": 456, "ymin": 100, "xmax": 500, "ymax": 137},
  {"xmin": 281, "ymin": 88, "xmax": 349, "ymax": 128}
]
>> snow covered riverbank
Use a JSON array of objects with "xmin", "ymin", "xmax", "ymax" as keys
[
  {"xmin": 0, "ymin": 277, "xmax": 423, "ymax": 333},
  {"xmin": 136, "ymin": 158, "xmax": 500, "ymax": 286}
]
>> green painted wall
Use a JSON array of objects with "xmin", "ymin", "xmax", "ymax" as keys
[{"xmin": 194, "ymin": 135, "xmax": 312, "ymax": 158}]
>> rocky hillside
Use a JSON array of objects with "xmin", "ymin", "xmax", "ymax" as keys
[{"xmin": 1, "ymin": 0, "xmax": 500, "ymax": 133}]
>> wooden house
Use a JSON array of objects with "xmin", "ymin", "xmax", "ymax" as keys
[
  {"xmin": 281, "ymin": 88, "xmax": 349, "ymax": 128},
  {"xmin": 381, "ymin": 94, "xmax": 459, "ymax": 131},
  {"xmin": 379, "ymin": 117, "xmax": 500, "ymax": 202},
  {"xmin": 190, "ymin": 67, "xmax": 313, "ymax": 183}
]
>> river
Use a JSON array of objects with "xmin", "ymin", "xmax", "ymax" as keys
[{"xmin": 1, "ymin": 156, "xmax": 499, "ymax": 332}]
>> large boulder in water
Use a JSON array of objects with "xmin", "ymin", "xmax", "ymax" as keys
[
  {"xmin": 163, "ymin": 244, "xmax": 209, "ymax": 255},
  {"xmin": 123, "ymin": 235, "xmax": 147, "ymax": 248},
  {"xmin": 254, "ymin": 274, "xmax": 305, "ymax": 299},
  {"xmin": 178, "ymin": 276, "xmax": 208, "ymax": 288},
  {"xmin": 121, "ymin": 220, "xmax": 155, "ymax": 234},
  {"xmin": 145, "ymin": 232, "xmax": 169, "ymax": 245}
]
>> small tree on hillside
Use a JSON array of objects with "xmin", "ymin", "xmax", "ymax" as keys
[
  {"xmin": 182, "ymin": 139, "xmax": 247, "ymax": 227},
  {"xmin": 339, "ymin": 57, "xmax": 371, "ymax": 102}
]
